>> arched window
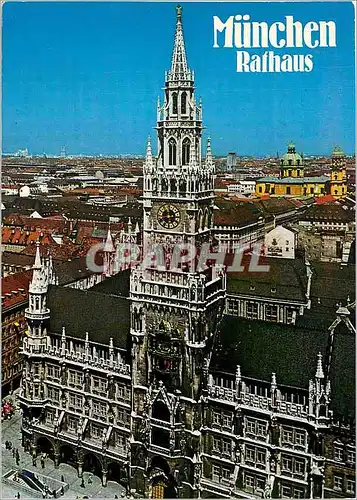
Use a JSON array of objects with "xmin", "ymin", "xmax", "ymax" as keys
[
  {"xmin": 35, "ymin": 297, "xmax": 40, "ymax": 310},
  {"xmin": 182, "ymin": 138, "xmax": 190, "ymax": 165},
  {"xmin": 181, "ymin": 92, "xmax": 187, "ymax": 114},
  {"xmin": 172, "ymin": 93, "xmax": 178, "ymax": 115},
  {"xmin": 169, "ymin": 139, "xmax": 177, "ymax": 166}
]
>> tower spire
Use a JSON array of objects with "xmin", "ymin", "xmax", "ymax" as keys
[
  {"xmin": 169, "ymin": 5, "xmax": 190, "ymax": 81},
  {"xmin": 33, "ymin": 241, "xmax": 42, "ymax": 270}
]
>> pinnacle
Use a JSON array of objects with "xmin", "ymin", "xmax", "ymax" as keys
[{"xmin": 169, "ymin": 4, "xmax": 190, "ymax": 81}]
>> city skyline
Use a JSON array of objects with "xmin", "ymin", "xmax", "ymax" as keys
[{"xmin": 2, "ymin": 1, "xmax": 355, "ymax": 156}]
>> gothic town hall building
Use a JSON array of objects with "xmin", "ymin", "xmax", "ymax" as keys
[{"xmin": 20, "ymin": 6, "xmax": 355, "ymax": 499}]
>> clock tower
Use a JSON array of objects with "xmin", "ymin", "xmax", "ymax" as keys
[{"xmin": 129, "ymin": 5, "xmax": 226, "ymax": 498}]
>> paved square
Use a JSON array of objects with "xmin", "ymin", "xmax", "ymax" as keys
[{"xmin": 2, "ymin": 405, "xmax": 127, "ymax": 500}]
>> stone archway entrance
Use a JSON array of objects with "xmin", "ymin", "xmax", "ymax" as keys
[
  {"xmin": 36, "ymin": 437, "xmax": 54, "ymax": 459},
  {"xmin": 107, "ymin": 461, "xmax": 127, "ymax": 485},
  {"xmin": 147, "ymin": 457, "xmax": 177, "ymax": 499},
  {"xmin": 83, "ymin": 452, "xmax": 102, "ymax": 477},
  {"xmin": 59, "ymin": 444, "xmax": 76, "ymax": 468}
]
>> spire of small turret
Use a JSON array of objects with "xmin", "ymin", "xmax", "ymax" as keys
[
  {"xmin": 206, "ymin": 137, "xmax": 213, "ymax": 167},
  {"xmin": 315, "ymin": 352, "xmax": 324, "ymax": 379},
  {"xmin": 169, "ymin": 5, "xmax": 190, "ymax": 81},
  {"xmin": 33, "ymin": 241, "xmax": 42, "ymax": 270},
  {"xmin": 29, "ymin": 241, "xmax": 49, "ymax": 295},
  {"xmin": 104, "ymin": 227, "xmax": 115, "ymax": 253}
]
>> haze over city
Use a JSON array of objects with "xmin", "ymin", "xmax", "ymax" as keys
[{"xmin": 2, "ymin": 1, "xmax": 355, "ymax": 157}]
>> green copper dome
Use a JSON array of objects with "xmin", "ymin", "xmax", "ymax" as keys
[
  {"xmin": 332, "ymin": 145, "xmax": 345, "ymax": 157},
  {"xmin": 281, "ymin": 141, "xmax": 304, "ymax": 167}
]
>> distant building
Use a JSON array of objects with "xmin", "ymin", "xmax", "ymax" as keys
[
  {"xmin": 264, "ymin": 226, "xmax": 296, "ymax": 259},
  {"xmin": 256, "ymin": 144, "xmax": 348, "ymax": 199},
  {"xmin": 227, "ymin": 180, "xmax": 256, "ymax": 194},
  {"xmin": 295, "ymin": 203, "xmax": 355, "ymax": 264},
  {"xmin": 227, "ymin": 152, "xmax": 237, "ymax": 170},
  {"xmin": 15, "ymin": 148, "xmax": 30, "ymax": 158}
]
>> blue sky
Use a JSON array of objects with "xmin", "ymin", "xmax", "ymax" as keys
[{"xmin": 2, "ymin": 1, "xmax": 355, "ymax": 156}]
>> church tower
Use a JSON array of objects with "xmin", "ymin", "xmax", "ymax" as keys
[
  {"xmin": 129, "ymin": 5, "xmax": 226, "ymax": 498},
  {"xmin": 330, "ymin": 145, "xmax": 347, "ymax": 198}
]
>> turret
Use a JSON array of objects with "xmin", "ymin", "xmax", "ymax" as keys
[
  {"xmin": 24, "ymin": 243, "xmax": 51, "ymax": 353},
  {"xmin": 103, "ymin": 227, "xmax": 116, "ymax": 277},
  {"xmin": 308, "ymin": 352, "xmax": 331, "ymax": 424},
  {"xmin": 330, "ymin": 145, "xmax": 347, "ymax": 198}
]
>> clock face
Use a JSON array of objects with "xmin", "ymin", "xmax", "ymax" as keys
[{"xmin": 157, "ymin": 204, "xmax": 181, "ymax": 229}]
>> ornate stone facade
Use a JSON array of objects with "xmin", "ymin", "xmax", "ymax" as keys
[{"xmin": 19, "ymin": 6, "xmax": 355, "ymax": 499}]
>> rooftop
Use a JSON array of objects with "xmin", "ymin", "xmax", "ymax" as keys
[{"xmin": 47, "ymin": 284, "xmax": 130, "ymax": 350}]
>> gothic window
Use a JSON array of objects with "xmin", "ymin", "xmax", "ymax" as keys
[
  {"xmin": 170, "ymin": 178, "xmax": 176, "ymax": 193},
  {"xmin": 152, "ymin": 400, "xmax": 170, "ymax": 422},
  {"xmin": 179, "ymin": 179, "xmax": 186, "ymax": 195},
  {"xmin": 181, "ymin": 92, "xmax": 187, "ymax": 114},
  {"xmin": 35, "ymin": 297, "xmax": 40, "ymax": 310},
  {"xmin": 168, "ymin": 138, "xmax": 177, "ymax": 166},
  {"xmin": 151, "ymin": 427, "xmax": 170, "ymax": 449},
  {"xmin": 172, "ymin": 93, "xmax": 178, "ymax": 114},
  {"xmin": 182, "ymin": 138, "xmax": 190, "ymax": 165}
]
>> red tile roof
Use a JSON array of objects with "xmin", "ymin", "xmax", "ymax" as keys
[
  {"xmin": 3, "ymin": 214, "xmax": 70, "ymax": 234},
  {"xmin": 315, "ymin": 194, "xmax": 337, "ymax": 204},
  {"xmin": 2, "ymin": 270, "xmax": 32, "ymax": 310},
  {"xmin": 2, "ymin": 227, "xmax": 53, "ymax": 246},
  {"xmin": 20, "ymin": 236, "xmax": 81, "ymax": 261}
]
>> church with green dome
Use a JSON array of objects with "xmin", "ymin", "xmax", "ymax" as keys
[{"xmin": 255, "ymin": 142, "xmax": 348, "ymax": 198}]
